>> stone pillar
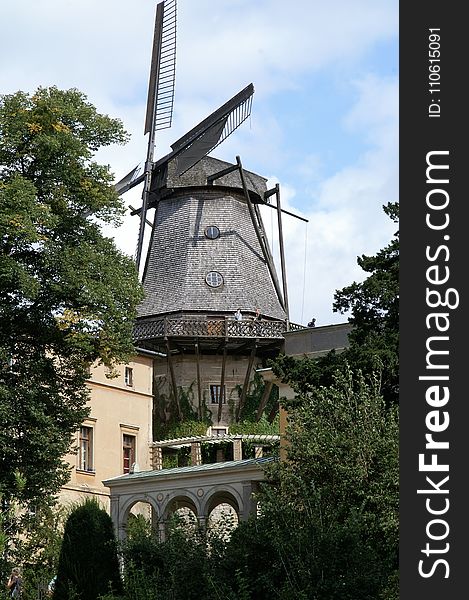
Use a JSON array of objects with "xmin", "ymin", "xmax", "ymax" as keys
[
  {"xmin": 257, "ymin": 368, "xmax": 296, "ymax": 462},
  {"xmin": 151, "ymin": 505, "xmax": 159, "ymax": 537},
  {"xmin": 197, "ymin": 515, "xmax": 207, "ymax": 532},
  {"xmin": 158, "ymin": 521, "xmax": 166, "ymax": 543},
  {"xmin": 191, "ymin": 442, "xmax": 202, "ymax": 466},
  {"xmin": 240, "ymin": 481, "xmax": 256, "ymax": 520},
  {"xmin": 233, "ymin": 438, "xmax": 243, "ymax": 461},
  {"xmin": 109, "ymin": 495, "xmax": 125, "ymax": 542},
  {"xmin": 152, "ymin": 446, "xmax": 163, "ymax": 470}
]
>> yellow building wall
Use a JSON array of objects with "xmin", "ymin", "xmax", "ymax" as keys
[{"xmin": 59, "ymin": 353, "xmax": 153, "ymax": 510}]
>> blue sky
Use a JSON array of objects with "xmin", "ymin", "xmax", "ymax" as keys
[{"xmin": 0, "ymin": 0, "xmax": 398, "ymax": 326}]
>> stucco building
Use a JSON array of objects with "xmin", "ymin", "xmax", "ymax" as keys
[{"xmin": 59, "ymin": 351, "xmax": 154, "ymax": 510}]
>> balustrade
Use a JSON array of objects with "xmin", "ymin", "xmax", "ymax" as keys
[{"xmin": 133, "ymin": 315, "xmax": 297, "ymax": 341}]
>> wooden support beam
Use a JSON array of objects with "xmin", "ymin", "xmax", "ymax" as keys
[
  {"xmin": 206, "ymin": 163, "xmax": 239, "ymax": 184},
  {"xmin": 267, "ymin": 400, "xmax": 279, "ymax": 423},
  {"xmin": 218, "ymin": 343, "xmax": 227, "ymax": 423},
  {"xmin": 275, "ymin": 184, "xmax": 290, "ymax": 330},
  {"xmin": 236, "ymin": 156, "xmax": 285, "ymax": 311},
  {"xmin": 166, "ymin": 338, "xmax": 182, "ymax": 420},
  {"xmin": 264, "ymin": 187, "xmax": 309, "ymax": 222},
  {"xmin": 255, "ymin": 380, "xmax": 274, "ymax": 422},
  {"xmin": 236, "ymin": 342, "xmax": 257, "ymax": 421},
  {"xmin": 195, "ymin": 340, "xmax": 203, "ymax": 420}
]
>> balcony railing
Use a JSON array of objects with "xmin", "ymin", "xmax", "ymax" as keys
[{"xmin": 133, "ymin": 316, "xmax": 301, "ymax": 342}]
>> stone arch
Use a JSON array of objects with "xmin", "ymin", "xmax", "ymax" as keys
[
  {"xmin": 202, "ymin": 485, "xmax": 243, "ymax": 517},
  {"xmin": 203, "ymin": 487, "xmax": 241, "ymax": 538},
  {"xmin": 161, "ymin": 489, "xmax": 200, "ymax": 517},
  {"xmin": 161, "ymin": 491, "xmax": 200, "ymax": 534},
  {"xmin": 119, "ymin": 495, "xmax": 160, "ymax": 535}
]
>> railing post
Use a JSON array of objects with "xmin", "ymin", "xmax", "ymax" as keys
[{"xmin": 254, "ymin": 445, "xmax": 264, "ymax": 458}]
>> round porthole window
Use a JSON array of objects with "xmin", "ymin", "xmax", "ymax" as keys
[
  {"xmin": 204, "ymin": 225, "xmax": 220, "ymax": 240},
  {"xmin": 205, "ymin": 271, "xmax": 224, "ymax": 288}
]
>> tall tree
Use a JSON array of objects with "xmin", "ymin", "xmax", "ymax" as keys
[
  {"xmin": 0, "ymin": 87, "xmax": 143, "ymax": 543},
  {"xmin": 333, "ymin": 201, "xmax": 399, "ymax": 404},
  {"xmin": 218, "ymin": 369, "xmax": 399, "ymax": 600}
]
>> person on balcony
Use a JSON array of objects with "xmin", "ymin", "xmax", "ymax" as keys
[{"xmin": 234, "ymin": 308, "xmax": 243, "ymax": 321}]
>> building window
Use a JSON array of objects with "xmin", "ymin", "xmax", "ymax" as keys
[
  {"xmin": 210, "ymin": 384, "xmax": 226, "ymax": 404},
  {"xmin": 123, "ymin": 434, "xmax": 136, "ymax": 474},
  {"xmin": 211, "ymin": 427, "xmax": 228, "ymax": 437},
  {"xmin": 125, "ymin": 366, "xmax": 133, "ymax": 387},
  {"xmin": 78, "ymin": 426, "xmax": 94, "ymax": 472},
  {"xmin": 204, "ymin": 225, "xmax": 220, "ymax": 239},
  {"xmin": 205, "ymin": 271, "xmax": 223, "ymax": 288}
]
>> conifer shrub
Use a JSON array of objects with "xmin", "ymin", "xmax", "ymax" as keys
[{"xmin": 53, "ymin": 499, "xmax": 122, "ymax": 600}]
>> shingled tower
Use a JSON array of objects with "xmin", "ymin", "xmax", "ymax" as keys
[{"xmin": 133, "ymin": 155, "xmax": 287, "ymax": 426}]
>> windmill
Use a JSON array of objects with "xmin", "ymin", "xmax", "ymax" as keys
[{"xmin": 115, "ymin": 0, "xmax": 307, "ymax": 427}]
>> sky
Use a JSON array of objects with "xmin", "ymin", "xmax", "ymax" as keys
[{"xmin": 0, "ymin": 0, "xmax": 398, "ymax": 327}]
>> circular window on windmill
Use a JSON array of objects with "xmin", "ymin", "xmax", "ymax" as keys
[
  {"xmin": 205, "ymin": 271, "xmax": 224, "ymax": 288},
  {"xmin": 204, "ymin": 225, "xmax": 220, "ymax": 240}
]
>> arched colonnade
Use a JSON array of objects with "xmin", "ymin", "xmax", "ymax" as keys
[{"xmin": 103, "ymin": 457, "xmax": 273, "ymax": 541}]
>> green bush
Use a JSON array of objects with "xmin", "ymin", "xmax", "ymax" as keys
[
  {"xmin": 53, "ymin": 499, "xmax": 122, "ymax": 600},
  {"xmin": 120, "ymin": 516, "xmax": 208, "ymax": 600}
]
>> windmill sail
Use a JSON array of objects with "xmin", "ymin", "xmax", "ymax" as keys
[
  {"xmin": 136, "ymin": 0, "xmax": 177, "ymax": 270},
  {"xmin": 170, "ymin": 83, "xmax": 254, "ymax": 176},
  {"xmin": 116, "ymin": 83, "xmax": 254, "ymax": 195},
  {"xmin": 114, "ymin": 165, "xmax": 141, "ymax": 196},
  {"xmin": 172, "ymin": 118, "xmax": 227, "ymax": 177},
  {"xmin": 144, "ymin": 0, "xmax": 176, "ymax": 135}
]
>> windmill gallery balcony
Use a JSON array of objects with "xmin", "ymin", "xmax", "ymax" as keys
[{"xmin": 133, "ymin": 314, "xmax": 304, "ymax": 345}]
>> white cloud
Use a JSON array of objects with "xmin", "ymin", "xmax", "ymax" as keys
[
  {"xmin": 272, "ymin": 74, "xmax": 398, "ymax": 326},
  {"xmin": 177, "ymin": 0, "xmax": 397, "ymax": 96}
]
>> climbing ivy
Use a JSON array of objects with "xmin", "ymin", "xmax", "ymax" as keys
[
  {"xmin": 229, "ymin": 414, "xmax": 279, "ymax": 436},
  {"xmin": 153, "ymin": 373, "xmax": 279, "ymax": 443},
  {"xmin": 230, "ymin": 373, "xmax": 279, "ymax": 423},
  {"xmin": 153, "ymin": 381, "xmax": 212, "ymax": 441}
]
